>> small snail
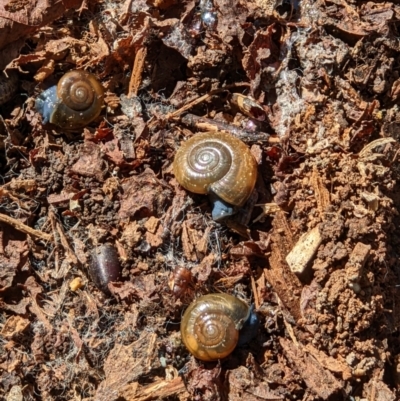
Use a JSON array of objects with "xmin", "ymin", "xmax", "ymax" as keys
[
  {"xmin": 35, "ymin": 70, "xmax": 104, "ymax": 130},
  {"xmin": 180, "ymin": 293, "xmax": 259, "ymax": 361},
  {"xmin": 0, "ymin": 71, "xmax": 18, "ymax": 106},
  {"xmin": 173, "ymin": 132, "xmax": 258, "ymax": 221},
  {"xmin": 89, "ymin": 244, "xmax": 121, "ymax": 294}
]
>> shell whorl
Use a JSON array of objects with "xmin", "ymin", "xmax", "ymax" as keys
[
  {"xmin": 36, "ymin": 70, "xmax": 104, "ymax": 130},
  {"xmin": 180, "ymin": 293, "xmax": 250, "ymax": 361},
  {"xmin": 173, "ymin": 131, "xmax": 257, "ymax": 208}
]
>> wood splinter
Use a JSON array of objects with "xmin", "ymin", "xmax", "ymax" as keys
[{"xmin": 0, "ymin": 213, "xmax": 53, "ymax": 242}]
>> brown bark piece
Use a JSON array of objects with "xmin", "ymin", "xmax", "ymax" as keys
[
  {"xmin": 0, "ymin": 316, "xmax": 29, "ymax": 339},
  {"xmin": 145, "ymin": 222, "xmax": 164, "ymax": 248},
  {"xmin": 118, "ymin": 169, "xmax": 170, "ymax": 220},
  {"xmin": 121, "ymin": 376, "xmax": 189, "ymax": 401},
  {"xmin": 363, "ymin": 376, "xmax": 396, "ymax": 401},
  {"xmin": 70, "ymin": 141, "xmax": 106, "ymax": 182},
  {"xmin": 345, "ymin": 242, "xmax": 371, "ymax": 287},
  {"xmin": 95, "ymin": 332, "xmax": 158, "ymax": 401},
  {"xmin": 264, "ymin": 212, "xmax": 302, "ymax": 321},
  {"xmin": 0, "ymin": 0, "xmax": 85, "ymax": 69},
  {"xmin": 120, "ymin": 221, "xmax": 142, "ymax": 248},
  {"xmin": 0, "ymin": 230, "xmax": 29, "ymax": 289},
  {"xmin": 128, "ymin": 46, "xmax": 147, "ymax": 97},
  {"xmin": 0, "ymin": 213, "xmax": 53, "ymax": 242},
  {"xmin": 310, "ymin": 166, "xmax": 330, "ymax": 215},
  {"xmin": 305, "ymin": 344, "xmax": 352, "ymax": 381},
  {"xmin": 181, "ymin": 219, "xmax": 204, "ymax": 261},
  {"xmin": 227, "ymin": 366, "xmax": 283, "ymax": 401},
  {"xmin": 280, "ymin": 338, "xmax": 342, "ymax": 400}
]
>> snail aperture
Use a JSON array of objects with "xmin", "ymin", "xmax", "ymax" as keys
[
  {"xmin": 180, "ymin": 293, "xmax": 259, "ymax": 361},
  {"xmin": 35, "ymin": 70, "xmax": 104, "ymax": 130},
  {"xmin": 173, "ymin": 131, "xmax": 258, "ymax": 221}
]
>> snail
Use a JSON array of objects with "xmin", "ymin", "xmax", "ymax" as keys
[
  {"xmin": 173, "ymin": 131, "xmax": 258, "ymax": 221},
  {"xmin": 180, "ymin": 293, "xmax": 259, "ymax": 361},
  {"xmin": 35, "ymin": 70, "xmax": 104, "ymax": 130},
  {"xmin": 0, "ymin": 71, "xmax": 18, "ymax": 106},
  {"xmin": 89, "ymin": 244, "xmax": 121, "ymax": 294}
]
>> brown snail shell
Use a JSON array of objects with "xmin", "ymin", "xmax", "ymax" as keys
[
  {"xmin": 173, "ymin": 132, "xmax": 257, "ymax": 219},
  {"xmin": 180, "ymin": 293, "xmax": 251, "ymax": 361},
  {"xmin": 35, "ymin": 70, "xmax": 104, "ymax": 130}
]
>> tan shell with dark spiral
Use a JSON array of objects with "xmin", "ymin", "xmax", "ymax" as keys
[
  {"xmin": 180, "ymin": 293, "xmax": 250, "ymax": 361},
  {"xmin": 173, "ymin": 131, "xmax": 257, "ymax": 207},
  {"xmin": 51, "ymin": 70, "xmax": 104, "ymax": 129}
]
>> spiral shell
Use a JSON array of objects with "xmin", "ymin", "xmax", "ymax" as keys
[
  {"xmin": 35, "ymin": 70, "xmax": 104, "ymax": 130},
  {"xmin": 180, "ymin": 293, "xmax": 251, "ymax": 361},
  {"xmin": 173, "ymin": 131, "xmax": 257, "ymax": 210}
]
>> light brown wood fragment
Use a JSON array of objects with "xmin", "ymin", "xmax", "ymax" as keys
[
  {"xmin": 122, "ymin": 377, "xmax": 189, "ymax": 401},
  {"xmin": 0, "ymin": 213, "xmax": 53, "ymax": 242},
  {"xmin": 358, "ymin": 137, "xmax": 396, "ymax": 160},
  {"xmin": 251, "ymin": 273, "xmax": 260, "ymax": 309},
  {"xmin": 0, "ymin": 0, "xmax": 84, "ymax": 52},
  {"xmin": 128, "ymin": 46, "xmax": 147, "ymax": 97},
  {"xmin": 253, "ymin": 202, "xmax": 281, "ymax": 223},
  {"xmin": 345, "ymin": 242, "xmax": 371, "ymax": 289},
  {"xmin": 310, "ymin": 166, "xmax": 330, "ymax": 215},
  {"xmin": 346, "ymin": 242, "xmax": 370, "ymax": 277},
  {"xmin": 264, "ymin": 212, "xmax": 302, "ymax": 321},
  {"xmin": 1, "ymin": 316, "xmax": 30, "ymax": 339},
  {"xmin": 29, "ymin": 297, "xmax": 53, "ymax": 332},
  {"xmin": 286, "ymin": 225, "xmax": 322, "ymax": 275},
  {"xmin": 280, "ymin": 338, "xmax": 342, "ymax": 400},
  {"xmin": 305, "ymin": 344, "xmax": 352, "ymax": 381},
  {"xmin": 95, "ymin": 333, "xmax": 158, "ymax": 401},
  {"xmin": 54, "ymin": 218, "xmax": 78, "ymax": 265}
]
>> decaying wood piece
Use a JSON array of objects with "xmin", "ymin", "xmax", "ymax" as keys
[
  {"xmin": 310, "ymin": 166, "xmax": 330, "ymax": 215},
  {"xmin": 286, "ymin": 225, "xmax": 322, "ymax": 275},
  {"xmin": 280, "ymin": 338, "xmax": 342, "ymax": 400},
  {"xmin": 95, "ymin": 333, "xmax": 158, "ymax": 401},
  {"xmin": 181, "ymin": 113, "xmax": 272, "ymax": 143},
  {"xmin": 128, "ymin": 46, "xmax": 147, "ymax": 97},
  {"xmin": 0, "ymin": 0, "xmax": 84, "ymax": 68},
  {"xmin": 305, "ymin": 344, "xmax": 352, "ymax": 381},
  {"xmin": 0, "ymin": 212, "xmax": 53, "ymax": 242},
  {"xmin": 345, "ymin": 242, "xmax": 371, "ymax": 293},
  {"xmin": 121, "ymin": 376, "xmax": 189, "ymax": 401},
  {"xmin": 264, "ymin": 211, "xmax": 302, "ymax": 321}
]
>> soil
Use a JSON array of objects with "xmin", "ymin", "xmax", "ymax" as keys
[{"xmin": 1, "ymin": 0, "xmax": 400, "ymax": 400}]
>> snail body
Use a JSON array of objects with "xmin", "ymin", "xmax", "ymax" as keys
[
  {"xmin": 173, "ymin": 131, "xmax": 258, "ymax": 221},
  {"xmin": 89, "ymin": 244, "xmax": 121, "ymax": 294},
  {"xmin": 180, "ymin": 293, "xmax": 259, "ymax": 361},
  {"xmin": 35, "ymin": 70, "xmax": 104, "ymax": 130}
]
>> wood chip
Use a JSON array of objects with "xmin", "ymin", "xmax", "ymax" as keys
[
  {"xmin": 286, "ymin": 225, "xmax": 322, "ymax": 275},
  {"xmin": 280, "ymin": 338, "xmax": 342, "ymax": 400}
]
